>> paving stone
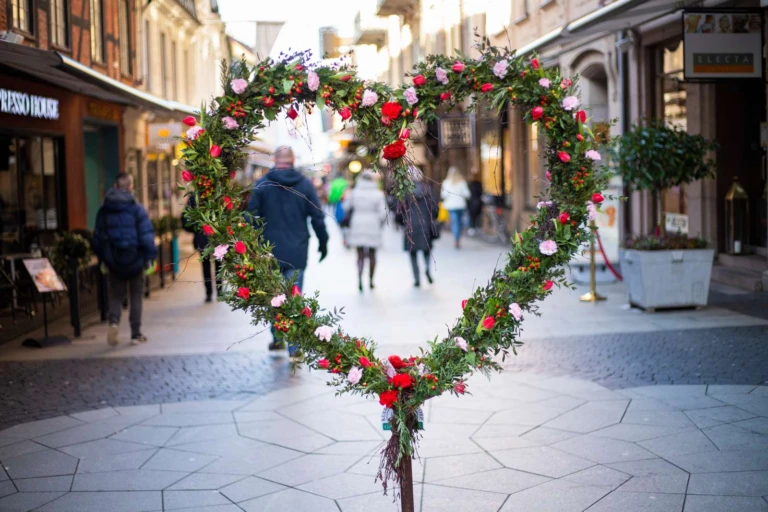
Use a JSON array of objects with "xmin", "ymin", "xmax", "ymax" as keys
[
  {"xmin": 60, "ymin": 438, "xmax": 155, "ymax": 458},
  {"xmin": 167, "ymin": 473, "xmax": 245, "ymax": 491},
  {"xmin": 436, "ymin": 467, "xmax": 550, "ymax": 494},
  {"xmin": 622, "ymin": 409, "xmax": 696, "ymax": 429},
  {"xmin": 112, "ymin": 405, "xmax": 162, "ymax": 418},
  {"xmin": 0, "ymin": 466, "xmax": 7, "ymax": 481},
  {"xmin": 297, "ymin": 472, "xmax": 383, "ymax": 499},
  {"xmin": 413, "ymin": 424, "xmax": 483, "ymax": 458},
  {"xmin": 473, "ymin": 435, "xmax": 540, "ymax": 451},
  {"xmin": 0, "ymin": 417, "xmax": 83, "ymax": 440},
  {"xmin": 617, "ymin": 473, "xmax": 689, "ymax": 494},
  {"xmin": 170, "ymin": 437, "xmax": 267, "ymax": 459},
  {"xmin": 110, "ymin": 425, "xmax": 178, "ymax": 446},
  {"xmin": 683, "ymin": 495, "xmax": 768, "ymax": 512},
  {"xmin": 0, "ymin": 480, "xmax": 16, "ymax": 498},
  {"xmin": 238, "ymin": 419, "xmax": 335, "ymax": 452},
  {"xmin": 561, "ymin": 465, "xmax": 630, "ymax": 489},
  {"xmin": 165, "ymin": 424, "xmax": 240, "ymax": 446},
  {"xmin": 161, "ymin": 400, "xmax": 247, "ymax": 414},
  {"xmin": 164, "ymin": 506, "xmax": 241, "ymax": 512},
  {"xmin": 75, "ymin": 448, "xmax": 157, "ymax": 473},
  {"xmin": 707, "ymin": 385, "xmax": 758, "ymax": 395},
  {"xmin": 703, "ymin": 424, "xmax": 768, "ymax": 451},
  {"xmin": 733, "ymin": 417, "xmax": 768, "ymax": 435},
  {"xmin": 587, "ymin": 491, "xmax": 685, "ymax": 512},
  {"xmin": 239, "ymin": 488, "xmax": 339, "ymax": 512},
  {"xmin": 608, "ymin": 458, "xmax": 689, "ymax": 479},
  {"xmin": 3, "ymin": 449, "xmax": 78, "ymax": 479},
  {"xmin": 421, "ymin": 483, "xmax": 508, "ymax": 512},
  {"xmin": 639, "ymin": 430, "xmax": 718, "ymax": 458},
  {"xmin": 499, "ymin": 479, "xmax": 610, "ymax": 512},
  {"xmin": 470, "ymin": 424, "xmax": 532, "ymax": 438},
  {"xmin": 337, "ymin": 485, "xmax": 422, "ymax": 512},
  {"xmin": 487, "ymin": 403, "xmax": 563, "ymax": 426},
  {"xmin": 34, "ymin": 422, "xmax": 123, "ymax": 448},
  {"xmin": 36, "ymin": 491, "xmax": 162, "ymax": 512},
  {"xmin": 688, "ymin": 471, "xmax": 768, "ymax": 496},
  {"xmin": 313, "ymin": 441, "xmax": 382, "ymax": 455},
  {"xmin": 543, "ymin": 400, "xmax": 629, "ymax": 433},
  {"xmin": 163, "ymin": 490, "xmax": 231, "ymax": 510},
  {"xmin": 141, "ymin": 413, "xmax": 235, "ymax": 427},
  {"xmin": 257, "ymin": 453, "xmax": 359, "ymax": 486},
  {"xmin": 722, "ymin": 396, "xmax": 768, "ymax": 417},
  {"xmin": 0, "ymin": 491, "xmax": 66, "ymax": 511},
  {"xmin": 491, "ymin": 446, "xmax": 594, "ymax": 478},
  {"xmin": 141, "ymin": 448, "xmax": 218, "ymax": 472},
  {"xmin": 423, "ymin": 452, "xmax": 502, "ymax": 482},
  {"xmin": 219, "ymin": 475, "xmax": 285, "ymax": 502},
  {"xmin": 201, "ymin": 444, "xmax": 303, "ymax": 476},
  {"xmin": 69, "ymin": 408, "xmax": 119, "ymax": 423},
  {"xmin": 13, "ymin": 475, "xmax": 72, "ymax": 492},
  {"xmin": 0, "ymin": 440, "xmax": 48, "ymax": 460},
  {"xmin": 591, "ymin": 423, "xmax": 693, "ymax": 442},
  {"xmin": 286, "ymin": 412, "xmax": 385, "ymax": 442},
  {"xmin": 233, "ymin": 411, "xmax": 283, "ymax": 423},
  {"xmin": 519, "ymin": 427, "xmax": 578, "ymax": 445},
  {"xmin": 71, "ymin": 469, "xmax": 188, "ymax": 491},
  {"xmin": 345, "ymin": 455, "xmax": 425, "ymax": 481},
  {"xmin": 684, "ymin": 406, "xmax": 756, "ymax": 429},
  {"xmin": 553, "ymin": 435, "xmax": 656, "ymax": 464},
  {"xmin": 664, "ymin": 449, "xmax": 768, "ymax": 473}
]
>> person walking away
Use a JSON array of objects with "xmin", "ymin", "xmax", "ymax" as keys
[
  {"xmin": 441, "ymin": 166, "xmax": 471, "ymax": 248},
  {"xmin": 247, "ymin": 146, "xmax": 329, "ymax": 355},
  {"xmin": 93, "ymin": 173, "xmax": 157, "ymax": 346},
  {"xmin": 398, "ymin": 168, "xmax": 438, "ymax": 287},
  {"xmin": 328, "ymin": 175, "xmax": 348, "ymax": 212},
  {"xmin": 183, "ymin": 194, "xmax": 221, "ymax": 303},
  {"xmin": 467, "ymin": 177, "xmax": 483, "ymax": 236},
  {"xmin": 344, "ymin": 170, "xmax": 387, "ymax": 291}
]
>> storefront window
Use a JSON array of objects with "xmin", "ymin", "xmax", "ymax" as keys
[
  {"xmin": 522, "ymin": 121, "xmax": 543, "ymax": 210},
  {"xmin": 656, "ymin": 40, "xmax": 687, "ymax": 214}
]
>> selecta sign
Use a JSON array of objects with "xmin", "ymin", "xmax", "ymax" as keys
[
  {"xmin": 683, "ymin": 10, "xmax": 763, "ymax": 80},
  {"xmin": 0, "ymin": 88, "xmax": 60, "ymax": 120}
]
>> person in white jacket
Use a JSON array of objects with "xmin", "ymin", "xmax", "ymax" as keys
[
  {"xmin": 344, "ymin": 170, "xmax": 387, "ymax": 291},
  {"xmin": 441, "ymin": 166, "xmax": 471, "ymax": 248}
]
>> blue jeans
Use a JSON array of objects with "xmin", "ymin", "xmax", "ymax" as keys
[
  {"xmin": 448, "ymin": 209, "xmax": 464, "ymax": 242},
  {"xmin": 272, "ymin": 267, "xmax": 304, "ymax": 354}
]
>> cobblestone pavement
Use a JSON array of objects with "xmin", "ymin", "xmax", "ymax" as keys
[{"xmin": 0, "ymin": 374, "xmax": 767, "ymax": 512}]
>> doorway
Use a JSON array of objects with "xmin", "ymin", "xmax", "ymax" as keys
[{"xmin": 83, "ymin": 124, "xmax": 120, "ymax": 229}]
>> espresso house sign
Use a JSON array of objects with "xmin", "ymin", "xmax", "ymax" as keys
[
  {"xmin": 0, "ymin": 88, "xmax": 60, "ymax": 120},
  {"xmin": 683, "ymin": 10, "xmax": 763, "ymax": 80}
]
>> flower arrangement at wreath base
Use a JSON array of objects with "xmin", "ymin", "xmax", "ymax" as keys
[{"xmin": 179, "ymin": 40, "xmax": 610, "ymax": 497}]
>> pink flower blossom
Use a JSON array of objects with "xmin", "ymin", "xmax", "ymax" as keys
[
  {"xmin": 536, "ymin": 200, "xmax": 553, "ymax": 210},
  {"xmin": 361, "ymin": 89, "xmax": 378, "ymax": 107},
  {"xmin": 538, "ymin": 78, "xmax": 551, "ymax": 88},
  {"xmin": 509, "ymin": 302, "xmax": 523, "ymax": 321},
  {"xmin": 213, "ymin": 244, "xmax": 229, "ymax": 260},
  {"xmin": 307, "ymin": 71, "xmax": 320, "ymax": 92},
  {"xmin": 270, "ymin": 294, "xmax": 287, "ymax": 308},
  {"xmin": 586, "ymin": 201, "xmax": 597, "ymax": 221},
  {"xmin": 417, "ymin": 363, "xmax": 426, "ymax": 376},
  {"xmin": 230, "ymin": 78, "xmax": 248, "ymax": 94},
  {"xmin": 454, "ymin": 336, "xmax": 468, "ymax": 352},
  {"xmin": 348, "ymin": 367, "xmax": 363, "ymax": 385},
  {"xmin": 562, "ymin": 96, "xmax": 579, "ymax": 111},
  {"xmin": 314, "ymin": 325, "xmax": 334, "ymax": 342},
  {"xmin": 222, "ymin": 116, "xmax": 238, "ymax": 130},
  {"xmin": 539, "ymin": 240, "xmax": 559, "ymax": 256},
  {"xmin": 186, "ymin": 126, "xmax": 204, "ymax": 140},
  {"xmin": 493, "ymin": 59, "xmax": 509, "ymax": 78},
  {"xmin": 383, "ymin": 359, "xmax": 397, "ymax": 378},
  {"xmin": 585, "ymin": 150, "xmax": 601, "ymax": 161},
  {"xmin": 435, "ymin": 67, "xmax": 448, "ymax": 85},
  {"xmin": 560, "ymin": 78, "xmax": 572, "ymax": 90},
  {"xmin": 403, "ymin": 86, "xmax": 418, "ymax": 106}
]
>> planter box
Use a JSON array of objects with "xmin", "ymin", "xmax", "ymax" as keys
[{"xmin": 622, "ymin": 249, "xmax": 715, "ymax": 310}]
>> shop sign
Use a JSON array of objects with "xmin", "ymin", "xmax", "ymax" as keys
[
  {"xmin": 87, "ymin": 101, "xmax": 121, "ymax": 122},
  {"xmin": 665, "ymin": 213, "xmax": 689, "ymax": 235},
  {"xmin": 683, "ymin": 10, "xmax": 763, "ymax": 79},
  {"xmin": 0, "ymin": 88, "xmax": 59, "ymax": 120},
  {"xmin": 439, "ymin": 115, "xmax": 475, "ymax": 149},
  {"xmin": 148, "ymin": 122, "xmax": 182, "ymax": 150}
]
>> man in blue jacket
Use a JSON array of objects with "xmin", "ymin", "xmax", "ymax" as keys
[
  {"xmin": 247, "ymin": 146, "xmax": 329, "ymax": 353},
  {"xmin": 93, "ymin": 173, "xmax": 157, "ymax": 346}
]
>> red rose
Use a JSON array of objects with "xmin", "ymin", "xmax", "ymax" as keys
[
  {"xmin": 592, "ymin": 193, "xmax": 604, "ymax": 204},
  {"xmin": 359, "ymin": 356, "xmax": 372, "ymax": 368},
  {"xmin": 237, "ymin": 287, "xmax": 250, "ymax": 300},
  {"xmin": 413, "ymin": 74, "xmax": 426, "ymax": 87},
  {"xmin": 454, "ymin": 382, "xmax": 466, "ymax": 394},
  {"xmin": 559, "ymin": 212, "xmax": 570, "ymax": 224},
  {"xmin": 181, "ymin": 170, "xmax": 193, "ymax": 182},
  {"xmin": 287, "ymin": 107, "xmax": 298, "ymax": 120},
  {"xmin": 382, "ymin": 140, "xmax": 407, "ymax": 161},
  {"xmin": 302, "ymin": 306, "xmax": 312, "ymax": 318},
  {"xmin": 339, "ymin": 107, "xmax": 352, "ymax": 121},
  {"xmin": 480, "ymin": 83, "xmax": 493, "ymax": 93},
  {"xmin": 223, "ymin": 197, "xmax": 234, "ymax": 210},
  {"xmin": 558, "ymin": 151, "xmax": 571, "ymax": 163},
  {"xmin": 182, "ymin": 116, "xmax": 196, "ymax": 127},
  {"xmin": 452, "ymin": 61, "xmax": 465, "ymax": 73},
  {"xmin": 381, "ymin": 102, "xmax": 402, "ymax": 120},
  {"xmin": 235, "ymin": 241, "xmax": 246, "ymax": 254},
  {"xmin": 543, "ymin": 280, "xmax": 554, "ymax": 291},
  {"xmin": 291, "ymin": 285, "xmax": 301, "ymax": 296},
  {"xmin": 390, "ymin": 373, "xmax": 414, "ymax": 389},
  {"xmin": 531, "ymin": 58, "xmax": 540, "ymax": 70},
  {"xmin": 482, "ymin": 316, "xmax": 495, "ymax": 330},
  {"xmin": 575, "ymin": 110, "xmax": 587, "ymax": 123},
  {"xmin": 210, "ymin": 145, "xmax": 222, "ymax": 158},
  {"xmin": 399, "ymin": 128, "xmax": 410, "ymax": 140},
  {"xmin": 576, "ymin": 134, "xmax": 584, "ymax": 142},
  {"xmin": 388, "ymin": 355, "xmax": 407, "ymax": 369},
  {"xmin": 461, "ymin": 299, "xmax": 468, "ymax": 309},
  {"xmin": 531, "ymin": 106, "xmax": 544, "ymax": 121},
  {"xmin": 295, "ymin": 64, "xmax": 303, "ymax": 71},
  {"xmin": 545, "ymin": 171, "xmax": 552, "ymax": 181},
  {"xmin": 440, "ymin": 91, "xmax": 452, "ymax": 101},
  {"xmin": 263, "ymin": 97, "xmax": 274, "ymax": 107},
  {"xmin": 318, "ymin": 358, "xmax": 330, "ymax": 369},
  {"xmin": 203, "ymin": 225, "xmax": 214, "ymax": 236},
  {"xmin": 379, "ymin": 390, "xmax": 399, "ymax": 408},
  {"xmin": 339, "ymin": 74, "xmax": 352, "ymax": 82}
]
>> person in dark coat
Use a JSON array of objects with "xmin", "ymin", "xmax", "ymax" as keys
[
  {"xmin": 183, "ymin": 195, "xmax": 221, "ymax": 303},
  {"xmin": 467, "ymin": 177, "xmax": 483, "ymax": 234},
  {"xmin": 93, "ymin": 173, "xmax": 157, "ymax": 346},
  {"xmin": 398, "ymin": 168, "xmax": 438, "ymax": 287},
  {"xmin": 247, "ymin": 146, "xmax": 329, "ymax": 353}
]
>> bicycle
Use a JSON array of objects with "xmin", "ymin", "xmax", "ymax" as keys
[{"xmin": 479, "ymin": 194, "xmax": 509, "ymax": 245}]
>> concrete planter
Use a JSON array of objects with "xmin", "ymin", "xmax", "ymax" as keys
[{"xmin": 622, "ymin": 249, "xmax": 715, "ymax": 310}]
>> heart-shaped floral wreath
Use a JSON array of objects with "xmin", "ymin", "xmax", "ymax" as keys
[{"xmin": 181, "ymin": 40, "xmax": 609, "ymax": 491}]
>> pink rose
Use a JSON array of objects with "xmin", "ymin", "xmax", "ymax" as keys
[
  {"xmin": 562, "ymin": 96, "xmax": 579, "ymax": 111},
  {"xmin": 454, "ymin": 336, "xmax": 468, "ymax": 352},
  {"xmin": 314, "ymin": 326, "xmax": 334, "ymax": 342},
  {"xmin": 186, "ymin": 126, "xmax": 204, "ymax": 140},
  {"xmin": 348, "ymin": 367, "xmax": 363, "ymax": 385},
  {"xmin": 307, "ymin": 71, "xmax": 320, "ymax": 92},
  {"xmin": 213, "ymin": 244, "xmax": 229, "ymax": 261},
  {"xmin": 403, "ymin": 86, "xmax": 418, "ymax": 106},
  {"xmin": 586, "ymin": 201, "xmax": 597, "ymax": 221},
  {"xmin": 538, "ymin": 78, "xmax": 551, "ymax": 88},
  {"xmin": 435, "ymin": 67, "xmax": 448, "ymax": 85},
  {"xmin": 222, "ymin": 116, "xmax": 238, "ymax": 130},
  {"xmin": 536, "ymin": 200, "xmax": 553, "ymax": 210},
  {"xmin": 560, "ymin": 78, "xmax": 572, "ymax": 90},
  {"xmin": 509, "ymin": 303, "xmax": 523, "ymax": 321},
  {"xmin": 585, "ymin": 150, "xmax": 601, "ymax": 161},
  {"xmin": 539, "ymin": 240, "xmax": 558, "ymax": 256},
  {"xmin": 361, "ymin": 89, "xmax": 378, "ymax": 107},
  {"xmin": 230, "ymin": 78, "xmax": 248, "ymax": 94},
  {"xmin": 271, "ymin": 294, "xmax": 287, "ymax": 307},
  {"xmin": 493, "ymin": 59, "xmax": 509, "ymax": 78}
]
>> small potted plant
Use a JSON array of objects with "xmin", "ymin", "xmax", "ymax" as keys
[{"xmin": 613, "ymin": 120, "xmax": 718, "ymax": 310}]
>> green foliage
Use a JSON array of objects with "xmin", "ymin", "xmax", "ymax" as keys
[
  {"xmin": 624, "ymin": 234, "xmax": 708, "ymax": 251},
  {"xmin": 50, "ymin": 231, "xmax": 92, "ymax": 279},
  {"xmin": 612, "ymin": 119, "xmax": 718, "ymax": 193}
]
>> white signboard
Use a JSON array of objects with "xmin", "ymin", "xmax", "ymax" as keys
[
  {"xmin": 683, "ymin": 11, "xmax": 763, "ymax": 79},
  {"xmin": 575, "ymin": 183, "xmax": 621, "ymax": 265},
  {"xmin": 665, "ymin": 212, "xmax": 689, "ymax": 235},
  {"xmin": 23, "ymin": 258, "xmax": 66, "ymax": 293},
  {"xmin": 0, "ymin": 88, "xmax": 59, "ymax": 120}
]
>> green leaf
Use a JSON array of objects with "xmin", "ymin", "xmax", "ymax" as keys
[
  {"xmin": 466, "ymin": 351, "xmax": 476, "ymax": 366},
  {"xmin": 336, "ymin": 89, "xmax": 348, "ymax": 98},
  {"xmin": 316, "ymin": 92, "xmax": 326, "ymax": 109},
  {"xmin": 282, "ymin": 80, "xmax": 293, "ymax": 94},
  {"xmin": 264, "ymin": 109, "xmax": 277, "ymax": 121},
  {"xmin": 564, "ymin": 224, "xmax": 571, "ymax": 240}
]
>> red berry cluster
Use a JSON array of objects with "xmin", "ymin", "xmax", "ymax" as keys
[
  {"xmin": 493, "ymin": 304, "xmax": 508, "ymax": 320},
  {"xmin": 320, "ymin": 85, "xmax": 334, "ymax": 106},
  {"xmin": 233, "ymin": 263, "xmax": 254, "ymax": 281},
  {"xmin": 423, "ymin": 373, "xmax": 438, "ymax": 391},
  {"xmin": 226, "ymin": 100, "xmax": 246, "ymax": 119},
  {"xmin": 274, "ymin": 313, "xmax": 294, "ymax": 333},
  {"xmin": 286, "ymin": 75, "xmax": 303, "ymax": 98},
  {"xmin": 517, "ymin": 255, "xmax": 541, "ymax": 273},
  {"xmin": 572, "ymin": 168, "xmax": 590, "ymax": 191},
  {"xmin": 195, "ymin": 175, "xmax": 214, "ymax": 199}
]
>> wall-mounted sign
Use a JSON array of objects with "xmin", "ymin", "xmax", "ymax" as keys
[
  {"xmin": 683, "ymin": 10, "xmax": 763, "ymax": 80},
  {"xmin": 665, "ymin": 212, "xmax": 689, "ymax": 235},
  {"xmin": 439, "ymin": 115, "xmax": 475, "ymax": 149},
  {"xmin": 87, "ymin": 101, "xmax": 121, "ymax": 122},
  {"xmin": 148, "ymin": 122, "xmax": 182, "ymax": 150},
  {"xmin": 0, "ymin": 88, "xmax": 59, "ymax": 120}
]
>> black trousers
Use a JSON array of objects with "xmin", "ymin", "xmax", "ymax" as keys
[{"xmin": 202, "ymin": 256, "xmax": 223, "ymax": 298}]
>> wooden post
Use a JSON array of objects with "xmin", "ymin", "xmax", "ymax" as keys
[{"xmin": 399, "ymin": 451, "xmax": 415, "ymax": 512}]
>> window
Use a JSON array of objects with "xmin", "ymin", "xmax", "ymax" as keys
[
  {"xmin": 11, "ymin": 0, "xmax": 34, "ymax": 34},
  {"xmin": 160, "ymin": 33, "xmax": 168, "ymax": 98},
  {"xmin": 119, "ymin": 0, "xmax": 132, "ymax": 75},
  {"xmin": 90, "ymin": 0, "xmax": 104, "ymax": 62},
  {"xmin": 513, "ymin": 0, "xmax": 530, "ymax": 21},
  {"xmin": 171, "ymin": 41, "xmax": 178, "ymax": 100},
  {"xmin": 143, "ymin": 20, "xmax": 151, "ymax": 91},
  {"xmin": 51, "ymin": 0, "xmax": 68, "ymax": 46}
]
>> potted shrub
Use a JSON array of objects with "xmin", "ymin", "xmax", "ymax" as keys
[{"xmin": 613, "ymin": 120, "xmax": 718, "ymax": 310}]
